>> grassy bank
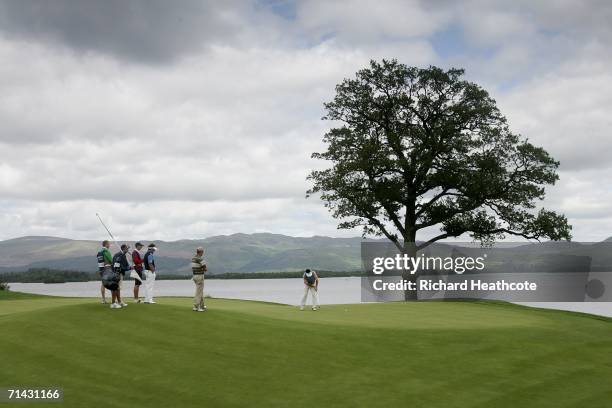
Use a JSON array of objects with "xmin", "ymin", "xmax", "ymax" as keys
[{"xmin": 1, "ymin": 291, "xmax": 611, "ymax": 407}]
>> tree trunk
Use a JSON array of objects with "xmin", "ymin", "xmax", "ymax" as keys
[{"xmin": 402, "ymin": 241, "xmax": 418, "ymax": 301}]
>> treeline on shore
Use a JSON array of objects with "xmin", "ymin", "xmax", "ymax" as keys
[
  {"xmin": 201, "ymin": 270, "xmax": 362, "ymax": 279},
  {"xmin": 0, "ymin": 268, "xmax": 97, "ymax": 284},
  {"xmin": 0, "ymin": 268, "xmax": 364, "ymax": 284}
]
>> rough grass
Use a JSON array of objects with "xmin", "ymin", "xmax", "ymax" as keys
[{"xmin": 1, "ymin": 293, "xmax": 611, "ymax": 407}]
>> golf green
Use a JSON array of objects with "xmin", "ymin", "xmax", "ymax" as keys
[{"xmin": 1, "ymin": 291, "xmax": 611, "ymax": 407}]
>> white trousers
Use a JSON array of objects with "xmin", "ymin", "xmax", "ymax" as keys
[
  {"xmin": 144, "ymin": 270, "xmax": 156, "ymax": 302},
  {"xmin": 301, "ymin": 286, "xmax": 319, "ymax": 307}
]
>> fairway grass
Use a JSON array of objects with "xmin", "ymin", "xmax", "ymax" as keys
[{"xmin": 1, "ymin": 292, "xmax": 611, "ymax": 407}]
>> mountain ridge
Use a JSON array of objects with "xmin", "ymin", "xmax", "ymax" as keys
[
  {"xmin": 4, "ymin": 235, "xmax": 611, "ymax": 276},
  {"xmin": 0, "ymin": 233, "xmax": 365, "ymax": 274}
]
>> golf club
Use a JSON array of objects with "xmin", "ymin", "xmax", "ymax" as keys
[
  {"xmin": 96, "ymin": 213, "xmax": 135, "ymax": 267},
  {"xmin": 95, "ymin": 213, "xmax": 121, "ymax": 251}
]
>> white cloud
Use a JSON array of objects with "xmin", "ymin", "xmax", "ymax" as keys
[
  {"xmin": 0, "ymin": 0, "xmax": 611, "ymax": 242},
  {"xmin": 296, "ymin": 0, "xmax": 449, "ymax": 41},
  {"xmin": 498, "ymin": 41, "xmax": 612, "ymax": 172},
  {"xmin": 0, "ymin": 198, "xmax": 354, "ymax": 241},
  {"xmin": 459, "ymin": 7, "xmax": 536, "ymax": 47}
]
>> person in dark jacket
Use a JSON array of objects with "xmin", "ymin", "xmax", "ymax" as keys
[
  {"xmin": 110, "ymin": 244, "xmax": 133, "ymax": 309},
  {"xmin": 131, "ymin": 242, "xmax": 145, "ymax": 303},
  {"xmin": 300, "ymin": 268, "xmax": 320, "ymax": 311}
]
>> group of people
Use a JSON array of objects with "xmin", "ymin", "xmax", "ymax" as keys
[
  {"xmin": 96, "ymin": 240, "xmax": 157, "ymax": 309},
  {"xmin": 97, "ymin": 240, "xmax": 321, "ymax": 311}
]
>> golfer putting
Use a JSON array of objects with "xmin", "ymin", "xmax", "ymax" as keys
[{"xmin": 300, "ymin": 268, "xmax": 320, "ymax": 310}]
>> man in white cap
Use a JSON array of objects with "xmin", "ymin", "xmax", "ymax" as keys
[{"xmin": 143, "ymin": 243, "xmax": 157, "ymax": 304}]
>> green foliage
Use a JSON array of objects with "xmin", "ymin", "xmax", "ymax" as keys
[
  {"xmin": 308, "ymin": 59, "xmax": 572, "ymax": 251},
  {"xmin": 0, "ymin": 280, "xmax": 9, "ymax": 291}
]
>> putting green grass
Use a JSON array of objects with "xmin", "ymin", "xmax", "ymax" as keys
[{"xmin": 1, "ymin": 291, "xmax": 611, "ymax": 407}]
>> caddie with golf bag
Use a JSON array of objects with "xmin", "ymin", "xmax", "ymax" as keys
[
  {"xmin": 111, "ymin": 244, "xmax": 132, "ymax": 308},
  {"xmin": 96, "ymin": 240, "xmax": 112, "ymax": 304},
  {"xmin": 95, "ymin": 213, "xmax": 134, "ymax": 308},
  {"xmin": 97, "ymin": 245, "xmax": 123, "ymax": 309}
]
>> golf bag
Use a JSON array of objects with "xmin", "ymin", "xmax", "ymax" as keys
[{"xmin": 101, "ymin": 266, "xmax": 120, "ymax": 291}]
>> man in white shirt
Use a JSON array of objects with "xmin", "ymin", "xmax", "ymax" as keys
[{"xmin": 143, "ymin": 243, "xmax": 157, "ymax": 304}]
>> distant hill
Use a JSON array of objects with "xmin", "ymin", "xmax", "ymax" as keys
[
  {"xmin": 0, "ymin": 234, "xmax": 364, "ymax": 275},
  {"xmin": 4, "ymin": 235, "xmax": 611, "ymax": 277}
]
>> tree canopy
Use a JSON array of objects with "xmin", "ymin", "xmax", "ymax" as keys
[{"xmin": 308, "ymin": 59, "xmax": 571, "ymax": 253}]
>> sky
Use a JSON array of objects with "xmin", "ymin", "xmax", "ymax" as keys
[{"xmin": 0, "ymin": 0, "xmax": 611, "ymax": 242}]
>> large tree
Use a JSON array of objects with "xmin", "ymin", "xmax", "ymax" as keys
[{"xmin": 307, "ymin": 59, "xmax": 571, "ymax": 257}]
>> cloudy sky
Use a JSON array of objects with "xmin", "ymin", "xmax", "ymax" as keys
[{"xmin": 0, "ymin": 0, "xmax": 611, "ymax": 242}]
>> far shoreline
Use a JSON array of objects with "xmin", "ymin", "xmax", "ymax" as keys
[{"xmin": 1, "ymin": 269, "xmax": 363, "ymax": 284}]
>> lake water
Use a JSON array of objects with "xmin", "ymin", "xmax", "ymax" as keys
[
  {"xmin": 8, "ymin": 277, "xmax": 361, "ymax": 306},
  {"xmin": 8, "ymin": 277, "xmax": 612, "ymax": 317}
]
